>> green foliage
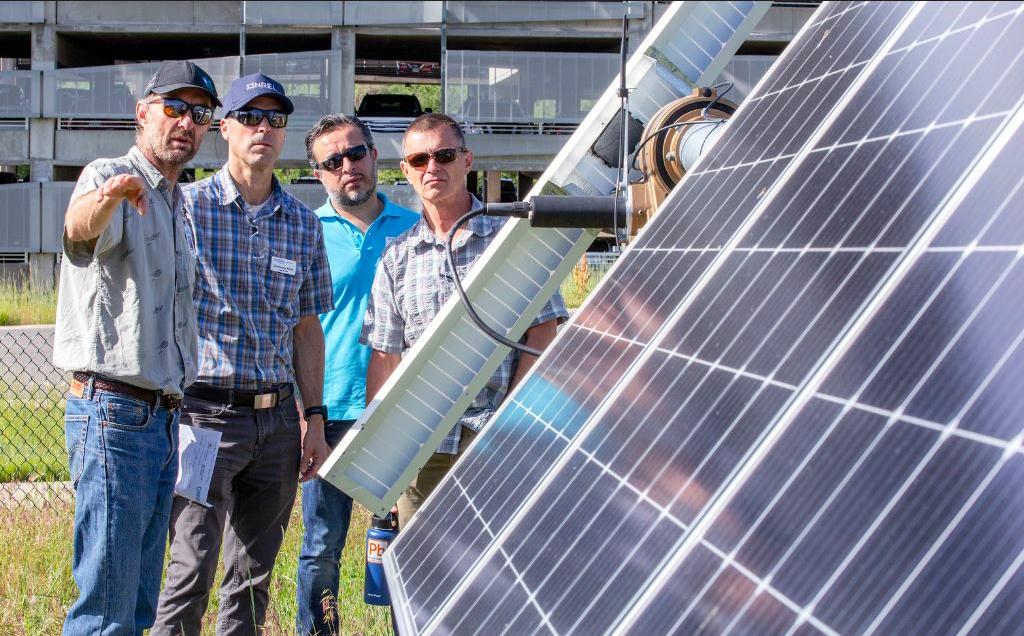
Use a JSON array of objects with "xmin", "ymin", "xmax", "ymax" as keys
[
  {"xmin": 377, "ymin": 169, "xmax": 405, "ymax": 186},
  {"xmin": 0, "ymin": 499, "xmax": 392, "ymax": 635},
  {"xmin": 0, "ymin": 281, "xmax": 57, "ymax": 327},
  {"xmin": 0, "ymin": 381, "xmax": 67, "ymax": 482}
]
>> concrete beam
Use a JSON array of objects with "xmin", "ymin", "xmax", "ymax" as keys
[
  {"xmin": 333, "ymin": 27, "xmax": 355, "ymax": 114},
  {"xmin": 0, "ymin": 130, "xmax": 29, "ymax": 164}
]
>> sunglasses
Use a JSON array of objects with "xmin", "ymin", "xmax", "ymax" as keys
[
  {"xmin": 316, "ymin": 145, "xmax": 370, "ymax": 171},
  {"xmin": 227, "ymin": 108, "xmax": 288, "ymax": 128},
  {"xmin": 160, "ymin": 98, "xmax": 213, "ymax": 126},
  {"xmin": 403, "ymin": 146, "xmax": 466, "ymax": 169}
]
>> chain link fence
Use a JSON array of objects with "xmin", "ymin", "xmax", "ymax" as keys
[{"xmin": 0, "ymin": 326, "xmax": 72, "ymax": 511}]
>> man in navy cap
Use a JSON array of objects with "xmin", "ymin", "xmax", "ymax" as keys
[
  {"xmin": 152, "ymin": 74, "xmax": 334, "ymax": 634},
  {"xmin": 54, "ymin": 59, "xmax": 218, "ymax": 635}
]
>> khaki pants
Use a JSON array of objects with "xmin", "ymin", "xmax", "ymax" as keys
[{"xmin": 397, "ymin": 427, "xmax": 477, "ymax": 530}]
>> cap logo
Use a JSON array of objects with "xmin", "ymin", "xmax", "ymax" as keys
[{"xmin": 247, "ymin": 81, "xmax": 277, "ymax": 91}]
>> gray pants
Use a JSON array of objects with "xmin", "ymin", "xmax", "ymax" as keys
[{"xmin": 152, "ymin": 391, "xmax": 301, "ymax": 635}]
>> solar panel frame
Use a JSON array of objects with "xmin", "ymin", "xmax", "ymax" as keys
[{"xmin": 387, "ymin": 2, "xmax": 1024, "ymax": 634}]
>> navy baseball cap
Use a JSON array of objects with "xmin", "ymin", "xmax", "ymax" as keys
[
  {"xmin": 144, "ymin": 60, "xmax": 221, "ymax": 107},
  {"xmin": 223, "ymin": 73, "xmax": 295, "ymax": 114}
]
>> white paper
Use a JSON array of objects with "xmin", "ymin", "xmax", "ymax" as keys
[
  {"xmin": 175, "ymin": 424, "xmax": 221, "ymax": 507},
  {"xmin": 270, "ymin": 256, "xmax": 297, "ymax": 275}
]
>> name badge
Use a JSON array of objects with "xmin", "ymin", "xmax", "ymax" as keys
[{"xmin": 270, "ymin": 256, "xmax": 297, "ymax": 276}]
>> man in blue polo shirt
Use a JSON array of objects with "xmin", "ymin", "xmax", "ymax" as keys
[{"xmin": 296, "ymin": 114, "xmax": 418, "ymax": 635}]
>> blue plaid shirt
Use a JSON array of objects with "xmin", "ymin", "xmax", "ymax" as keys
[
  {"xmin": 362, "ymin": 196, "xmax": 568, "ymax": 454},
  {"xmin": 185, "ymin": 168, "xmax": 334, "ymax": 389}
]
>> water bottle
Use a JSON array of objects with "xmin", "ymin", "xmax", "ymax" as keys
[{"xmin": 364, "ymin": 511, "xmax": 398, "ymax": 605}]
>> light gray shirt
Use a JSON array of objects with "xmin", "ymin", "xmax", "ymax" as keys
[{"xmin": 53, "ymin": 146, "xmax": 198, "ymax": 398}]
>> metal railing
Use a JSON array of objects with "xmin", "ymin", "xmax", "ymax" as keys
[
  {"xmin": 0, "ymin": 183, "xmax": 41, "ymax": 252},
  {"xmin": 44, "ymin": 51, "xmax": 342, "ymax": 129},
  {"xmin": 0, "ymin": 326, "xmax": 72, "ymax": 511},
  {"xmin": 445, "ymin": 49, "xmax": 618, "ymax": 124},
  {"xmin": 446, "ymin": 1, "xmax": 644, "ymax": 23},
  {"xmin": 0, "ymin": 70, "xmax": 40, "ymax": 118}
]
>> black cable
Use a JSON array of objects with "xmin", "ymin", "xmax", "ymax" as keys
[
  {"xmin": 701, "ymin": 80, "xmax": 734, "ymax": 119},
  {"xmin": 629, "ymin": 118, "xmax": 726, "ymax": 172},
  {"xmin": 446, "ymin": 208, "xmax": 543, "ymax": 358}
]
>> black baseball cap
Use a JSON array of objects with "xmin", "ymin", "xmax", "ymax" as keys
[{"xmin": 144, "ymin": 60, "xmax": 221, "ymax": 107}]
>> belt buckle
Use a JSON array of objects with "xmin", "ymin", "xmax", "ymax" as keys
[{"xmin": 254, "ymin": 392, "xmax": 277, "ymax": 409}]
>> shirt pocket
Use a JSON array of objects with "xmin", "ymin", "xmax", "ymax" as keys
[{"xmin": 266, "ymin": 247, "xmax": 305, "ymax": 322}]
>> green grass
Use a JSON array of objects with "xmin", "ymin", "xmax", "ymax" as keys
[
  {"xmin": 560, "ymin": 270, "xmax": 605, "ymax": 309},
  {"xmin": 0, "ymin": 499, "xmax": 392, "ymax": 635},
  {"xmin": 0, "ymin": 383, "xmax": 67, "ymax": 482},
  {"xmin": 0, "ymin": 281, "xmax": 57, "ymax": 326}
]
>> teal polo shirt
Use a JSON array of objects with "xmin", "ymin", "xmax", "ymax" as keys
[{"xmin": 316, "ymin": 192, "xmax": 419, "ymax": 421}]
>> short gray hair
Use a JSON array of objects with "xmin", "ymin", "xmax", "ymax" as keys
[{"xmin": 304, "ymin": 114, "xmax": 375, "ymax": 168}]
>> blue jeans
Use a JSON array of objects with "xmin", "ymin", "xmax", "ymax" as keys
[
  {"xmin": 62, "ymin": 385, "xmax": 179, "ymax": 636},
  {"xmin": 296, "ymin": 419, "xmax": 355, "ymax": 636}
]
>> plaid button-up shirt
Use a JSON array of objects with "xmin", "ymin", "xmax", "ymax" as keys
[
  {"xmin": 362, "ymin": 196, "xmax": 568, "ymax": 454},
  {"xmin": 185, "ymin": 168, "xmax": 334, "ymax": 389}
]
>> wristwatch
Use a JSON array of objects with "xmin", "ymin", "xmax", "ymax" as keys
[{"xmin": 303, "ymin": 405, "xmax": 328, "ymax": 421}]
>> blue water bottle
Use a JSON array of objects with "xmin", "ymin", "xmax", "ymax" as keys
[{"xmin": 364, "ymin": 512, "xmax": 398, "ymax": 605}]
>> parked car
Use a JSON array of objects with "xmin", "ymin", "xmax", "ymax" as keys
[
  {"xmin": 356, "ymin": 93, "xmax": 432, "ymax": 133},
  {"xmin": 356, "ymin": 93, "xmax": 427, "ymax": 118}
]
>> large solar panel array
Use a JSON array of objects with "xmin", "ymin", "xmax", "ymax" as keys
[{"xmin": 385, "ymin": 1, "xmax": 1024, "ymax": 634}]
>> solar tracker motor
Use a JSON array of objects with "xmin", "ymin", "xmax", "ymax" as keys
[
  {"xmin": 484, "ymin": 195, "xmax": 629, "ymax": 230},
  {"xmin": 364, "ymin": 512, "xmax": 398, "ymax": 605}
]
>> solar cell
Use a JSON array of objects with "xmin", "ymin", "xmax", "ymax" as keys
[{"xmin": 386, "ymin": 1, "xmax": 1024, "ymax": 634}]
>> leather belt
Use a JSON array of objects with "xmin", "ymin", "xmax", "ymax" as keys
[
  {"xmin": 71, "ymin": 372, "xmax": 182, "ymax": 411},
  {"xmin": 185, "ymin": 383, "xmax": 294, "ymax": 409}
]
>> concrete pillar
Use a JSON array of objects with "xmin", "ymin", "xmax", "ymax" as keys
[
  {"xmin": 30, "ymin": 22, "xmax": 56, "ymax": 183},
  {"xmin": 518, "ymin": 172, "xmax": 537, "ymax": 198},
  {"xmin": 29, "ymin": 253, "xmax": 56, "ymax": 290},
  {"xmin": 31, "ymin": 18, "xmax": 58, "ymax": 290},
  {"xmin": 485, "ymin": 170, "xmax": 501, "ymax": 203},
  {"xmin": 332, "ymin": 27, "xmax": 356, "ymax": 114}
]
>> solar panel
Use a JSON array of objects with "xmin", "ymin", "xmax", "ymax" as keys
[
  {"xmin": 319, "ymin": 0, "xmax": 772, "ymax": 517},
  {"xmin": 384, "ymin": 1, "xmax": 1024, "ymax": 634}
]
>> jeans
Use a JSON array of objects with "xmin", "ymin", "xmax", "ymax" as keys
[
  {"xmin": 152, "ymin": 391, "xmax": 302, "ymax": 636},
  {"xmin": 62, "ymin": 385, "xmax": 179, "ymax": 636},
  {"xmin": 296, "ymin": 419, "xmax": 355, "ymax": 636}
]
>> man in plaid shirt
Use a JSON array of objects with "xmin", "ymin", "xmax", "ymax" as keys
[
  {"xmin": 362, "ymin": 113, "xmax": 568, "ymax": 528},
  {"xmin": 153, "ymin": 74, "xmax": 334, "ymax": 635}
]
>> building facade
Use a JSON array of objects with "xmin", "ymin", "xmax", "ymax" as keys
[{"xmin": 0, "ymin": 1, "xmax": 813, "ymax": 286}]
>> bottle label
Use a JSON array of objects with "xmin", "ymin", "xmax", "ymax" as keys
[{"xmin": 367, "ymin": 537, "xmax": 390, "ymax": 564}]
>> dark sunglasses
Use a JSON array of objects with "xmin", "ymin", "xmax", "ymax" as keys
[
  {"xmin": 160, "ymin": 98, "xmax": 213, "ymax": 126},
  {"xmin": 403, "ymin": 146, "xmax": 466, "ymax": 169},
  {"xmin": 316, "ymin": 145, "xmax": 370, "ymax": 171},
  {"xmin": 227, "ymin": 108, "xmax": 288, "ymax": 128}
]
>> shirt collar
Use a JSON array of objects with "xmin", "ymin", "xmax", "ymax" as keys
[
  {"xmin": 409, "ymin": 195, "xmax": 502, "ymax": 248},
  {"xmin": 314, "ymin": 191, "xmax": 402, "ymax": 222},
  {"xmin": 127, "ymin": 146, "xmax": 171, "ymax": 191},
  {"xmin": 213, "ymin": 165, "xmax": 290, "ymax": 214}
]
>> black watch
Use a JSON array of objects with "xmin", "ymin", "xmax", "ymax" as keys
[{"xmin": 303, "ymin": 405, "xmax": 328, "ymax": 421}]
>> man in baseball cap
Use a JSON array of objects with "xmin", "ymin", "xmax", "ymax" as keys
[
  {"xmin": 55, "ymin": 59, "xmax": 217, "ymax": 634},
  {"xmin": 153, "ymin": 72, "xmax": 333, "ymax": 634},
  {"xmin": 144, "ymin": 60, "xmax": 221, "ymax": 107}
]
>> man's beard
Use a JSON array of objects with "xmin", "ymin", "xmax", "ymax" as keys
[
  {"xmin": 144, "ymin": 129, "xmax": 197, "ymax": 167},
  {"xmin": 330, "ymin": 177, "xmax": 377, "ymax": 208}
]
